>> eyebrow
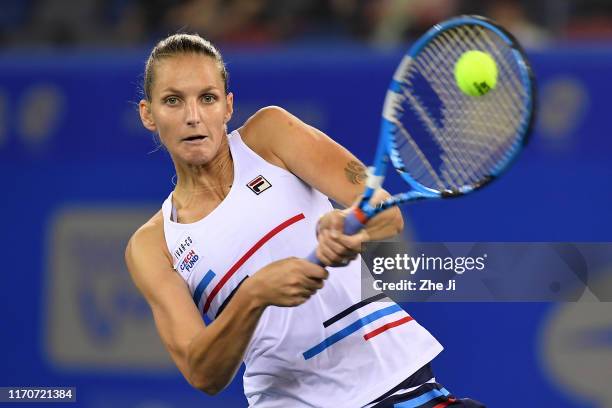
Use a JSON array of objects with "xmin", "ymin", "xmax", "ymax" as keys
[{"xmin": 159, "ymin": 86, "xmax": 219, "ymax": 95}]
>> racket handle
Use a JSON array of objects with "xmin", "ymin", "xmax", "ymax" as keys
[
  {"xmin": 342, "ymin": 210, "xmax": 366, "ymax": 235},
  {"xmin": 305, "ymin": 209, "xmax": 367, "ymax": 266},
  {"xmin": 305, "ymin": 251, "xmax": 325, "ymax": 266}
]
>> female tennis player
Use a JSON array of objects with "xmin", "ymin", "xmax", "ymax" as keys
[{"xmin": 125, "ymin": 33, "xmax": 484, "ymax": 408}]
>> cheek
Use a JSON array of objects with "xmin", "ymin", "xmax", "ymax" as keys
[
  {"xmin": 152, "ymin": 110, "xmax": 178, "ymax": 134},
  {"xmin": 204, "ymin": 106, "xmax": 228, "ymax": 130}
]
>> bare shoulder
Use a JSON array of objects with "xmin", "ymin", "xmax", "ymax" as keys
[
  {"xmin": 125, "ymin": 210, "xmax": 172, "ymax": 285},
  {"xmin": 240, "ymin": 105, "xmax": 292, "ymax": 139},
  {"xmin": 126, "ymin": 210, "xmax": 165, "ymax": 254},
  {"xmin": 238, "ymin": 106, "xmax": 295, "ymax": 170}
]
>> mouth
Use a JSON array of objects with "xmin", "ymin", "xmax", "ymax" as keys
[{"xmin": 182, "ymin": 134, "xmax": 208, "ymax": 143}]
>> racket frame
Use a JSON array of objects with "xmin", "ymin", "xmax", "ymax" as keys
[{"xmin": 359, "ymin": 15, "xmax": 537, "ymax": 222}]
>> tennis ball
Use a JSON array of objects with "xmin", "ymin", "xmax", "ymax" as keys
[{"xmin": 454, "ymin": 50, "xmax": 498, "ymax": 96}]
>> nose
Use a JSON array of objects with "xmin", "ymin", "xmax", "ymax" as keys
[{"xmin": 185, "ymin": 99, "xmax": 201, "ymax": 127}]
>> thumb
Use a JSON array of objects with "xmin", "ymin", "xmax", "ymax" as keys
[
  {"xmin": 340, "ymin": 229, "xmax": 369, "ymax": 252},
  {"xmin": 330, "ymin": 211, "xmax": 345, "ymax": 236}
]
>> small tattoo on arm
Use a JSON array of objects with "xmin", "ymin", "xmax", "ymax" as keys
[{"xmin": 344, "ymin": 160, "xmax": 367, "ymax": 185}]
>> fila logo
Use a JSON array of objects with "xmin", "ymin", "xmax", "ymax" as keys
[{"xmin": 247, "ymin": 175, "xmax": 272, "ymax": 195}]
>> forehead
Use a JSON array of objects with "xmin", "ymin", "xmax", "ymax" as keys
[{"xmin": 152, "ymin": 53, "xmax": 223, "ymax": 93}]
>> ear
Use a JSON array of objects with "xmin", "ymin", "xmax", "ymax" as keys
[
  {"xmin": 224, "ymin": 92, "xmax": 234, "ymax": 124},
  {"xmin": 139, "ymin": 99, "xmax": 157, "ymax": 132}
]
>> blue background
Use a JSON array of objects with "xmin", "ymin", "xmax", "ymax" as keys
[{"xmin": 1, "ymin": 46, "xmax": 611, "ymax": 407}]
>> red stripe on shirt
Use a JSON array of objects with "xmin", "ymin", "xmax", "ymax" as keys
[
  {"xmin": 363, "ymin": 315, "xmax": 414, "ymax": 341},
  {"xmin": 203, "ymin": 213, "xmax": 306, "ymax": 313}
]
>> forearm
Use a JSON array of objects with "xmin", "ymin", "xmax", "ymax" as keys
[{"xmin": 186, "ymin": 281, "xmax": 264, "ymax": 394}]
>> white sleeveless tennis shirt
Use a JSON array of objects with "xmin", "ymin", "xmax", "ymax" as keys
[{"xmin": 161, "ymin": 130, "xmax": 443, "ymax": 407}]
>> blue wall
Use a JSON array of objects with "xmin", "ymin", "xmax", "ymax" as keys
[{"xmin": 1, "ymin": 46, "xmax": 611, "ymax": 407}]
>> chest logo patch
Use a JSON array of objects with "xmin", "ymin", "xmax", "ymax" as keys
[
  {"xmin": 247, "ymin": 175, "xmax": 272, "ymax": 195},
  {"xmin": 172, "ymin": 234, "xmax": 201, "ymax": 280}
]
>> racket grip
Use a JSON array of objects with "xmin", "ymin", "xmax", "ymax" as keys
[
  {"xmin": 305, "ymin": 209, "xmax": 367, "ymax": 266},
  {"xmin": 305, "ymin": 251, "xmax": 325, "ymax": 267},
  {"xmin": 342, "ymin": 210, "xmax": 366, "ymax": 235}
]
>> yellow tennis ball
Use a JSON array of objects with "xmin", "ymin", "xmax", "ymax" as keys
[{"xmin": 454, "ymin": 50, "xmax": 498, "ymax": 96}]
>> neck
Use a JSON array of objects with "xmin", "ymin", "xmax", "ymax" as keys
[{"xmin": 173, "ymin": 142, "xmax": 234, "ymax": 205}]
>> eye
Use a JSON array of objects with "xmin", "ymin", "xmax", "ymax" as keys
[
  {"xmin": 202, "ymin": 94, "xmax": 217, "ymax": 104},
  {"xmin": 164, "ymin": 96, "xmax": 180, "ymax": 106}
]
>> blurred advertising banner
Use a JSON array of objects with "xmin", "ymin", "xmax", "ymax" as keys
[{"xmin": 45, "ymin": 206, "xmax": 174, "ymax": 371}]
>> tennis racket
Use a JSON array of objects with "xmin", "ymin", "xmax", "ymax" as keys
[{"xmin": 306, "ymin": 15, "xmax": 536, "ymax": 265}]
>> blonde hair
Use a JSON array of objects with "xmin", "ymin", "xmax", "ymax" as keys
[{"xmin": 143, "ymin": 33, "xmax": 229, "ymax": 100}]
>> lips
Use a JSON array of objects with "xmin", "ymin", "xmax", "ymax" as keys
[{"xmin": 182, "ymin": 135, "xmax": 208, "ymax": 142}]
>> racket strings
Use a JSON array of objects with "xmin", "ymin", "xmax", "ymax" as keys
[
  {"xmin": 397, "ymin": 86, "xmax": 451, "ymax": 190},
  {"xmin": 400, "ymin": 78, "xmax": 475, "ymax": 188},
  {"xmin": 467, "ymin": 26, "xmax": 526, "ymax": 96},
  {"xmin": 459, "ymin": 26, "xmax": 528, "ymax": 171},
  {"xmin": 391, "ymin": 113, "xmax": 446, "ymax": 188},
  {"xmin": 464, "ymin": 26, "xmax": 528, "ymax": 166},
  {"xmin": 393, "ymin": 68, "xmax": 465, "ymax": 190},
  {"xmin": 448, "ymin": 26, "xmax": 526, "ymax": 174},
  {"xmin": 384, "ymin": 78, "xmax": 448, "ymax": 189},
  {"xmin": 432, "ymin": 28, "xmax": 521, "ymax": 182},
  {"xmin": 425, "ymin": 30, "xmax": 504, "ymax": 179},
  {"xmin": 414, "ymin": 41, "xmax": 490, "ymax": 187},
  {"xmin": 459, "ymin": 26, "xmax": 527, "ymax": 139},
  {"xmin": 424, "ymin": 28, "xmax": 519, "ymax": 183},
  {"xmin": 391, "ymin": 24, "xmax": 529, "ymax": 192},
  {"xmin": 403, "ymin": 51, "xmax": 492, "ymax": 189},
  {"xmin": 399, "ymin": 57, "xmax": 495, "ymax": 189}
]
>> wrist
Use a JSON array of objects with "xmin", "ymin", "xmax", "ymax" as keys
[{"xmin": 240, "ymin": 276, "xmax": 268, "ymax": 310}]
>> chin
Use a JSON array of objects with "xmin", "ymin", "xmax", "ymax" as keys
[
  {"xmin": 170, "ymin": 149, "xmax": 211, "ymax": 167},
  {"xmin": 184, "ymin": 154, "xmax": 214, "ymax": 167}
]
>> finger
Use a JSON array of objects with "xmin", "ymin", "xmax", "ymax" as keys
[
  {"xmin": 299, "ymin": 287, "xmax": 315, "ymax": 297},
  {"xmin": 299, "ymin": 259, "xmax": 329, "ymax": 280},
  {"xmin": 329, "ymin": 211, "xmax": 344, "ymax": 233},
  {"xmin": 322, "ymin": 228, "xmax": 359, "ymax": 256},
  {"xmin": 319, "ymin": 230, "xmax": 349, "ymax": 256},
  {"xmin": 318, "ymin": 241, "xmax": 348, "ymax": 266},
  {"xmin": 317, "ymin": 210, "xmax": 344, "ymax": 234},
  {"xmin": 296, "ymin": 274, "xmax": 318, "ymax": 292},
  {"xmin": 315, "ymin": 245, "xmax": 334, "ymax": 267},
  {"xmin": 290, "ymin": 282, "xmax": 316, "ymax": 297},
  {"xmin": 303, "ymin": 277, "xmax": 325, "ymax": 291},
  {"xmin": 337, "ymin": 231, "xmax": 368, "ymax": 253},
  {"xmin": 322, "ymin": 225, "xmax": 365, "ymax": 254},
  {"xmin": 287, "ymin": 295, "xmax": 310, "ymax": 307},
  {"xmin": 297, "ymin": 282, "xmax": 318, "ymax": 298}
]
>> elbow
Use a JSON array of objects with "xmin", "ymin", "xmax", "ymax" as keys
[
  {"xmin": 185, "ymin": 339, "xmax": 225, "ymax": 395},
  {"xmin": 186, "ymin": 352, "xmax": 228, "ymax": 396},
  {"xmin": 197, "ymin": 383, "xmax": 223, "ymax": 396},
  {"xmin": 189, "ymin": 372, "xmax": 225, "ymax": 396}
]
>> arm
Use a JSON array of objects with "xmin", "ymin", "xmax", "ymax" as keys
[
  {"xmin": 240, "ymin": 106, "xmax": 403, "ymax": 262},
  {"xmin": 125, "ymin": 217, "xmax": 327, "ymax": 394},
  {"xmin": 125, "ymin": 221, "xmax": 262, "ymax": 394}
]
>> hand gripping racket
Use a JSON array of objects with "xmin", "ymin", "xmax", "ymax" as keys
[{"xmin": 306, "ymin": 15, "xmax": 536, "ymax": 265}]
